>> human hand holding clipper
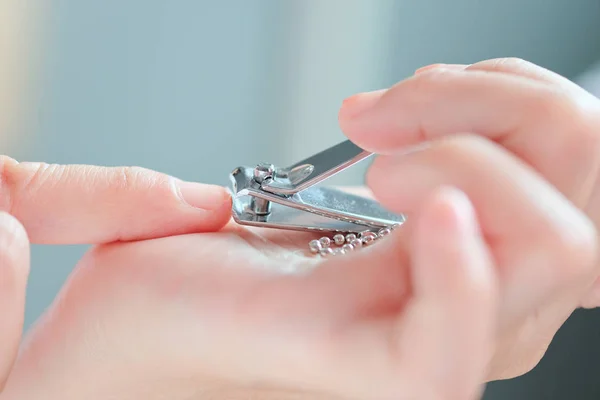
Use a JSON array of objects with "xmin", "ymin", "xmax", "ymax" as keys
[{"xmin": 338, "ymin": 57, "xmax": 600, "ymax": 380}]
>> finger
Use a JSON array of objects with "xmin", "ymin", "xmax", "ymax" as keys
[
  {"xmin": 466, "ymin": 58, "xmax": 572, "ymax": 85},
  {"xmin": 339, "ymin": 66, "xmax": 600, "ymax": 206},
  {"xmin": 0, "ymin": 156, "xmax": 232, "ymax": 244},
  {"xmin": 394, "ymin": 186, "xmax": 496, "ymax": 400},
  {"xmin": 366, "ymin": 134, "xmax": 597, "ymax": 318},
  {"xmin": 310, "ymin": 187, "xmax": 496, "ymax": 399},
  {"xmin": 0, "ymin": 212, "xmax": 30, "ymax": 391},
  {"xmin": 415, "ymin": 58, "xmax": 574, "ymax": 87}
]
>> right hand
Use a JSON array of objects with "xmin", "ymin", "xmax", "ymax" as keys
[{"xmin": 338, "ymin": 58, "xmax": 600, "ymax": 380}]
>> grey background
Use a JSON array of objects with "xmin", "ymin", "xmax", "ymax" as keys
[{"xmin": 8, "ymin": 1, "xmax": 600, "ymax": 398}]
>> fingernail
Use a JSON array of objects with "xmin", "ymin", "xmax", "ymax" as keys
[
  {"xmin": 415, "ymin": 63, "xmax": 447, "ymax": 74},
  {"xmin": 340, "ymin": 89, "xmax": 386, "ymax": 118},
  {"xmin": 450, "ymin": 189, "xmax": 478, "ymax": 237},
  {"xmin": 176, "ymin": 181, "xmax": 231, "ymax": 211},
  {"xmin": 414, "ymin": 63, "xmax": 469, "ymax": 74},
  {"xmin": 435, "ymin": 186, "xmax": 478, "ymax": 237}
]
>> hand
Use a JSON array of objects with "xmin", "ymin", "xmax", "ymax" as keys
[
  {"xmin": 3, "ymin": 185, "xmax": 497, "ymax": 400},
  {"xmin": 338, "ymin": 58, "xmax": 600, "ymax": 379},
  {"xmin": 0, "ymin": 157, "xmax": 231, "ymax": 395},
  {"xmin": 4, "ymin": 58, "xmax": 597, "ymax": 400}
]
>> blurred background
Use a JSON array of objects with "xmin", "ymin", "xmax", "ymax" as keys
[{"xmin": 4, "ymin": 1, "xmax": 600, "ymax": 399}]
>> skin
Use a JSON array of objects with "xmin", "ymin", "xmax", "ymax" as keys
[
  {"xmin": 1, "ymin": 58, "xmax": 600, "ymax": 399},
  {"xmin": 0, "ymin": 170, "xmax": 495, "ymax": 400}
]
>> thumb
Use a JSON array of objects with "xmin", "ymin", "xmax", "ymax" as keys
[
  {"xmin": 308, "ymin": 187, "xmax": 497, "ymax": 399},
  {"xmin": 395, "ymin": 186, "xmax": 497, "ymax": 399},
  {"xmin": 0, "ymin": 212, "xmax": 30, "ymax": 392}
]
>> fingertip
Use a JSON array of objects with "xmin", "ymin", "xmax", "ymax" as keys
[
  {"xmin": 338, "ymin": 84, "xmax": 425, "ymax": 155},
  {"xmin": 339, "ymin": 89, "xmax": 386, "ymax": 119},
  {"xmin": 209, "ymin": 190, "xmax": 234, "ymax": 231},
  {"xmin": 412, "ymin": 185, "xmax": 495, "ymax": 300},
  {"xmin": 418, "ymin": 185, "xmax": 479, "ymax": 239},
  {"xmin": 175, "ymin": 180, "xmax": 232, "ymax": 212},
  {"xmin": 169, "ymin": 178, "xmax": 232, "ymax": 232},
  {"xmin": 189, "ymin": 186, "xmax": 233, "ymax": 233},
  {"xmin": 405, "ymin": 186, "xmax": 495, "ymax": 399},
  {"xmin": 338, "ymin": 89, "xmax": 395, "ymax": 154}
]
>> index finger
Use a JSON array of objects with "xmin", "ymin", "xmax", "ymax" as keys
[
  {"xmin": 338, "ymin": 65, "xmax": 600, "ymax": 207},
  {"xmin": 0, "ymin": 156, "xmax": 231, "ymax": 244}
]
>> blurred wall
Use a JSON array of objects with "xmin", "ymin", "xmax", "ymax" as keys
[
  {"xmin": 7, "ymin": 1, "xmax": 600, "ymax": 399},
  {"xmin": 0, "ymin": 1, "xmax": 40, "ymax": 152}
]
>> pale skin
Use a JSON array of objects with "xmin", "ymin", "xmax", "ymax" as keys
[{"xmin": 2, "ymin": 58, "xmax": 600, "ymax": 399}]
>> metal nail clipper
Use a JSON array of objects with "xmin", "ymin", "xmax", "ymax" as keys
[{"xmin": 229, "ymin": 140, "xmax": 405, "ymax": 239}]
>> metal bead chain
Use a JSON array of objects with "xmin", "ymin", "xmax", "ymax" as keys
[{"xmin": 308, "ymin": 225, "xmax": 398, "ymax": 257}]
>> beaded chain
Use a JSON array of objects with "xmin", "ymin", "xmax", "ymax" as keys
[{"xmin": 308, "ymin": 224, "xmax": 400, "ymax": 257}]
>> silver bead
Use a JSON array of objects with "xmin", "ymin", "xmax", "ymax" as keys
[
  {"xmin": 378, "ymin": 227, "xmax": 392, "ymax": 237},
  {"xmin": 333, "ymin": 234, "xmax": 345, "ymax": 246},
  {"xmin": 360, "ymin": 231, "xmax": 377, "ymax": 240},
  {"xmin": 350, "ymin": 238, "xmax": 362, "ymax": 248},
  {"xmin": 345, "ymin": 233, "xmax": 357, "ymax": 243},
  {"xmin": 342, "ymin": 243, "xmax": 354, "ymax": 252},
  {"xmin": 361, "ymin": 231, "xmax": 377, "ymax": 245},
  {"xmin": 308, "ymin": 239, "xmax": 321, "ymax": 253},
  {"xmin": 319, "ymin": 237, "xmax": 331, "ymax": 248},
  {"xmin": 319, "ymin": 247, "xmax": 334, "ymax": 257}
]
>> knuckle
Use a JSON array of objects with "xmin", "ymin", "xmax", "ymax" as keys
[
  {"xmin": 473, "ymin": 57, "xmax": 532, "ymax": 72},
  {"xmin": 529, "ymin": 88, "xmax": 572, "ymax": 122},
  {"xmin": 537, "ymin": 89, "xmax": 600, "ymax": 200},
  {"xmin": 547, "ymin": 214, "xmax": 598, "ymax": 279},
  {"xmin": 530, "ymin": 86, "xmax": 587, "ymax": 131},
  {"xmin": 565, "ymin": 96, "xmax": 600, "ymax": 158},
  {"xmin": 115, "ymin": 166, "xmax": 144, "ymax": 189},
  {"xmin": 429, "ymin": 133, "xmax": 490, "ymax": 164},
  {"xmin": 403, "ymin": 66, "xmax": 468, "ymax": 108},
  {"xmin": 525, "ymin": 87, "xmax": 599, "ymax": 157},
  {"xmin": 565, "ymin": 114, "xmax": 600, "ymax": 158},
  {"xmin": 113, "ymin": 165, "xmax": 166, "ymax": 193},
  {"xmin": 410, "ymin": 66, "xmax": 460, "ymax": 90}
]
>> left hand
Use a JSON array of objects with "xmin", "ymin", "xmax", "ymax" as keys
[{"xmin": 3, "ymin": 185, "xmax": 497, "ymax": 400}]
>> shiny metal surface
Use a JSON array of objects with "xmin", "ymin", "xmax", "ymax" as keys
[
  {"xmin": 229, "ymin": 158, "xmax": 405, "ymax": 233},
  {"xmin": 260, "ymin": 140, "xmax": 372, "ymax": 195}
]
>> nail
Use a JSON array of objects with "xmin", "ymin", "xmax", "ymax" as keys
[
  {"xmin": 176, "ymin": 181, "xmax": 231, "ymax": 211},
  {"xmin": 435, "ymin": 186, "xmax": 478, "ymax": 238},
  {"xmin": 414, "ymin": 63, "xmax": 470, "ymax": 74},
  {"xmin": 340, "ymin": 89, "xmax": 386, "ymax": 118},
  {"xmin": 414, "ymin": 63, "xmax": 447, "ymax": 74}
]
